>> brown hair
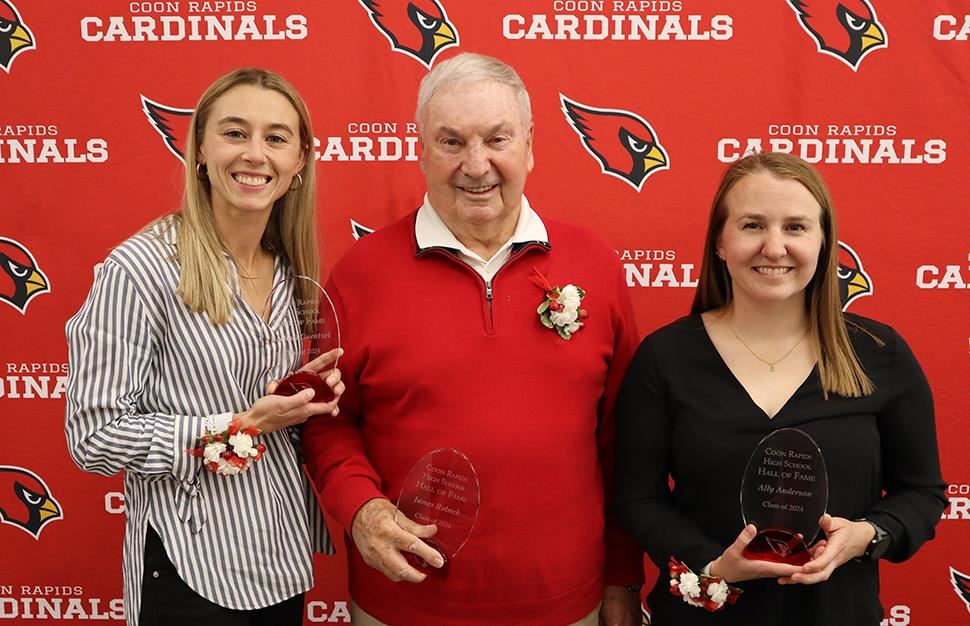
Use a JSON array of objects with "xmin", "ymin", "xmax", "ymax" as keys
[
  {"xmin": 690, "ymin": 152, "xmax": 876, "ymax": 398},
  {"xmin": 176, "ymin": 67, "xmax": 318, "ymax": 330}
]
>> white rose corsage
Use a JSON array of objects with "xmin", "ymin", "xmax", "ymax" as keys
[
  {"xmin": 668, "ymin": 557, "xmax": 742, "ymax": 612},
  {"xmin": 530, "ymin": 266, "xmax": 588, "ymax": 340},
  {"xmin": 186, "ymin": 417, "xmax": 266, "ymax": 476}
]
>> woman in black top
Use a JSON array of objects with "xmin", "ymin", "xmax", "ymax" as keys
[{"xmin": 615, "ymin": 152, "xmax": 946, "ymax": 625}]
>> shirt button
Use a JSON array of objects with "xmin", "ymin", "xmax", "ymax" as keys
[{"xmin": 152, "ymin": 571, "xmax": 159, "ymax": 579}]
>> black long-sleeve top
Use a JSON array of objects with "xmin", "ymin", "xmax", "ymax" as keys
[{"xmin": 615, "ymin": 314, "xmax": 947, "ymax": 626}]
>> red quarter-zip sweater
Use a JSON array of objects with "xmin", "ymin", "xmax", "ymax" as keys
[{"xmin": 303, "ymin": 211, "xmax": 643, "ymax": 625}]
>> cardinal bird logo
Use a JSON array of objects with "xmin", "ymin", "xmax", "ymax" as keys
[
  {"xmin": 0, "ymin": 466, "xmax": 62, "ymax": 539},
  {"xmin": 359, "ymin": 0, "xmax": 459, "ymax": 68},
  {"xmin": 836, "ymin": 241, "xmax": 872, "ymax": 311},
  {"xmin": 0, "ymin": 237, "xmax": 50, "ymax": 314},
  {"xmin": 350, "ymin": 219, "xmax": 375, "ymax": 241},
  {"xmin": 787, "ymin": 0, "xmax": 887, "ymax": 71},
  {"xmin": 951, "ymin": 567, "xmax": 970, "ymax": 615},
  {"xmin": 141, "ymin": 96, "xmax": 193, "ymax": 162},
  {"xmin": 0, "ymin": 1, "xmax": 34, "ymax": 73},
  {"xmin": 561, "ymin": 95, "xmax": 669, "ymax": 192}
]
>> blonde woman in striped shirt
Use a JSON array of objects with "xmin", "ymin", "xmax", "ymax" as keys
[{"xmin": 66, "ymin": 68, "xmax": 342, "ymax": 626}]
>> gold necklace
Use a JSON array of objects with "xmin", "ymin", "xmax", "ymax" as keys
[
  {"xmin": 237, "ymin": 271, "xmax": 262, "ymax": 296},
  {"xmin": 728, "ymin": 324, "xmax": 809, "ymax": 372},
  {"xmin": 236, "ymin": 253, "xmax": 273, "ymax": 319},
  {"xmin": 236, "ymin": 250, "xmax": 269, "ymax": 281},
  {"xmin": 239, "ymin": 275, "xmax": 273, "ymax": 321}
]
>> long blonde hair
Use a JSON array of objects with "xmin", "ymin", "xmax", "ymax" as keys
[
  {"xmin": 177, "ymin": 67, "xmax": 318, "ymax": 329},
  {"xmin": 690, "ymin": 152, "xmax": 876, "ymax": 398}
]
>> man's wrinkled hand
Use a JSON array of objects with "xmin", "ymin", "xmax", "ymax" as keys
[{"xmin": 350, "ymin": 498, "xmax": 442, "ymax": 583}]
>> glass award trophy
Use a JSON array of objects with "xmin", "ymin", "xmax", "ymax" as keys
[
  {"xmin": 267, "ymin": 274, "xmax": 341, "ymax": 402},
  {"xmin": 739, "ymin": 428, "xmax": 828, "ymax": 565},
  {"xmin": 395, "ymin": 448, "xmax": 480, "ymax": 576}
]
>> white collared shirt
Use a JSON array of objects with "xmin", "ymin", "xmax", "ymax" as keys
[
  {"xmin": 65, "ymin": 216, "xmax": 330, "ymax": 624},
  {"xmin": 415, "ymin": 194, "xmax": 549, "ymax": 282}
]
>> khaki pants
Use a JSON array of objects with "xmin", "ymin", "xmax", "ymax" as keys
[{"xmin": 351, "ymin": 599, "xmax": 601, "ymax": 626}]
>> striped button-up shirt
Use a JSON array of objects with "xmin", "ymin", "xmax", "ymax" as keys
[{"xmin": 65, "ymin": 217, "xmax": 332, "ymax": 625}]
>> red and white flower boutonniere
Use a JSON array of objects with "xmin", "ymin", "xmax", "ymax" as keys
[
  {"xmin": 186, "ymin": 417, "xmax": 266, "ymax": 476},
  {"xmin": 530, "ymin": 266, "xmax": 588, "ymax": 340},
  {"xmin": 668, "ymin": 558, "xmax": 742, "ymax": 612}
]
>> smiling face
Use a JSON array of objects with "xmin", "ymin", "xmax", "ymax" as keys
[
  {"xmin": 717, "ymin": 171, "xmax": 824, "ymax": 307},
  {"xmin": 419, "ymin": 79, "xmax": 534, "ymax": 237},
  {"xmin": 197, "ymin": 84, "xmax": 306, "ymax": 219}
]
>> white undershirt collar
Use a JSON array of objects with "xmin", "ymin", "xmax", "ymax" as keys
[{"xmin": 414, "ymin": 194, "xmax": 548, "ymax": 282}]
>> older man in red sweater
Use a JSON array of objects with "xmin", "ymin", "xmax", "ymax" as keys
[{"xmin": 303, "ymin": 52, "xmax": 643, "ymax": 625}]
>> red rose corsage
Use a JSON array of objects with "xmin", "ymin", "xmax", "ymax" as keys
[
  {"xmin": 529, "ymin": 266, "xmax": 588, "ymax": 340},
  {"xmin": 186, "ymin": 417, "xmax": 266, "ymax": 476},
  {"xmin": 668, "ymin": 557, "xmax": 742, "ymax": 612}
]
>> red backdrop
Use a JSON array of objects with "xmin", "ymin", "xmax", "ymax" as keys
[{"xmin": 2, "ymin": 1, "xmax": 968, "ymax": 624}]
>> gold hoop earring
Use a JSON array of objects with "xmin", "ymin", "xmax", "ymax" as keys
[
  {"xmin": 196, "ymin": 163, "xmax": 208, "ymax": 180},
  {"xmin": 289, "ymin": 172, "xmax": 304, "ymax": 191}
]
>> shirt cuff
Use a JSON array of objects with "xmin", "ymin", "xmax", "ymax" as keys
[
  {"xmin": 209, "ymin": 412, "xmax": 234, "ymax": 434},
  {"xmin": 326, "ymin": 477, "xmax": 387, "ymax": 531},
  {"xmin": 177, "ymin": 412, "xmax": 233, "ymax": 483}
]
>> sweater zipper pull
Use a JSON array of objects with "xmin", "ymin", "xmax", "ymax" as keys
[{"xmin": 485, "ymin": 280, "xmax": 495, "ymax": 332}]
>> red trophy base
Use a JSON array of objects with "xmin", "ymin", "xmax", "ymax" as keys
[
  {"xmin": 742, "ymin": 528, "xmax": 811, "ymax": 565},
  {"xmin": 273, "ymin": 371, "xmax": 334, "ymax": 403}
]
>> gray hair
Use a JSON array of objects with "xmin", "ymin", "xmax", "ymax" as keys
[{"xmin": 415, "ymin": 53, "xmax": 532, "ymax": 135}]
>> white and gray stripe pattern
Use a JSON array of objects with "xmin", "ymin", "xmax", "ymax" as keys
[{"xmin": 65, "ymin": 217, "xmax": 332, "ymax": 626}]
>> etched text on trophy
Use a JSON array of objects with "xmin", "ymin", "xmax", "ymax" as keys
[
  {"xmin": 396, "ymin": 448, "xmax": 481, "ymax": 567},
  {"xmin": 741, "ymin": 429, "xmax": 829, "ymax": 565},
  {"xmin": 271, "ymin": 276, "xmax": 342, "ymax": 403}
]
